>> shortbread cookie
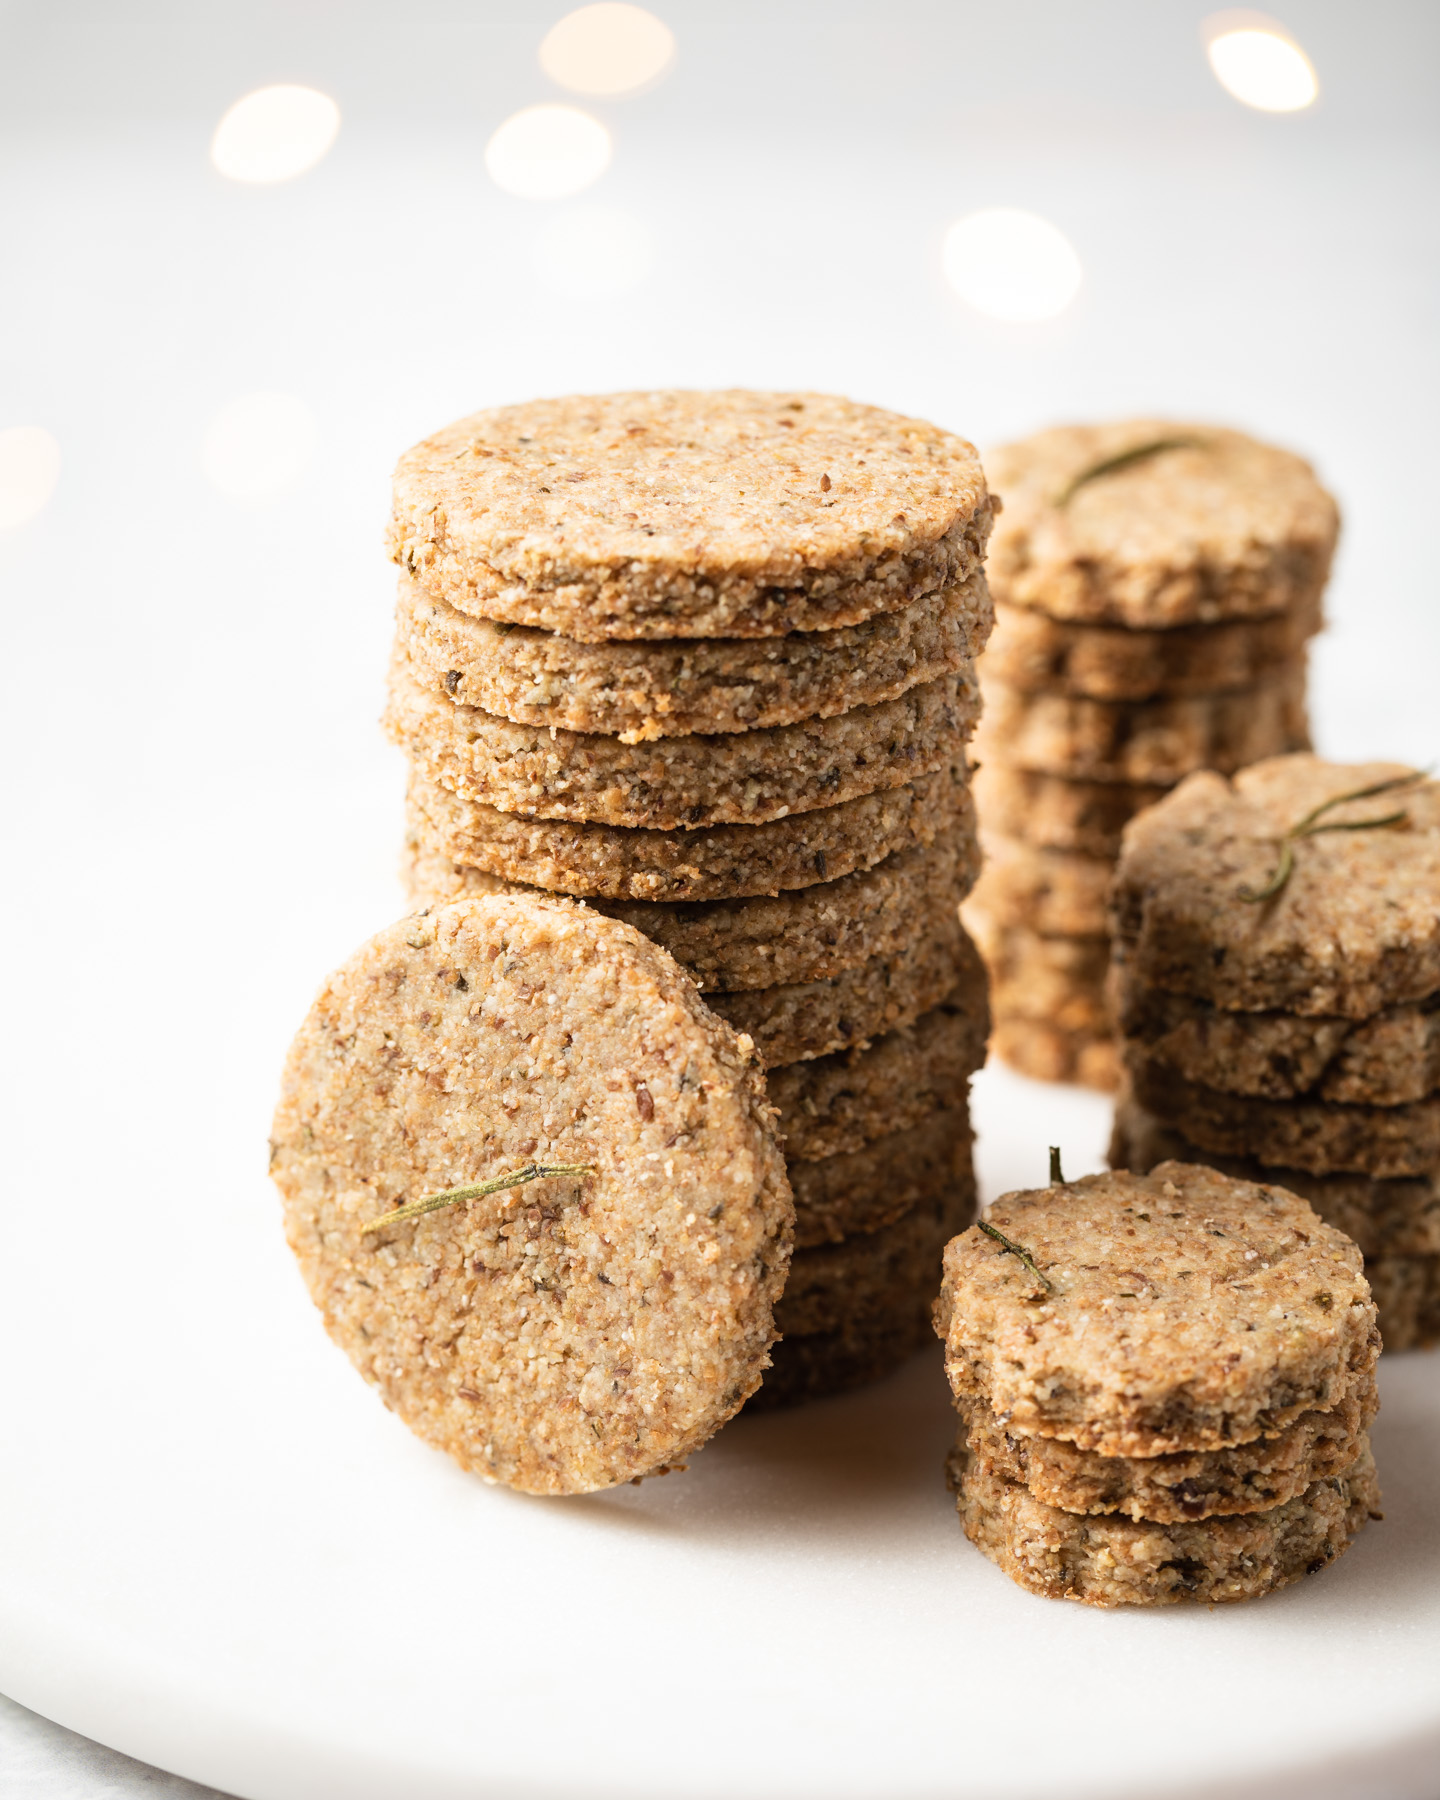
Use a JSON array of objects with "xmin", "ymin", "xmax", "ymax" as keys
[
  {"xmin": 982, "ymin": 596, "xmax": 1321, "ymax": 702},
  {"xmin": 407, "ymin": 757, "xmax": 977, "ymax": 902},
  {"xmin": 389, "ymin": 390, "xmax": 992, "ymax": 640},
  {"xmin": 387, "ymin": 649, "xmax": 980, "ymax": 829},
  {"xmin": 770, "ymin": 996, "xmax": 989, "ymax": 1163},
  {"xmin": 958, "ymin": 1376, "xmax": 1377, "ymax": 1523},
  {"xmin": 968, "ymin": 834, "xmax": 1112, "ymax": 938},
  {"xmin": 985, "ymin": 420, "xmax": 1339, "ymax": 629},
  {"xmin": 788, "ymin": 1109, "xmax": 974, "ymax": 1247},
  {"xmin": 949, "ymin": 1441, "xmax": 1378, "ymax": 1606},
  {"xmin": 709, "ymin": 915, "xmax": 975, "ymax": 1068},
  {"xmin": 749, "ymin": 1303, "xmax": 935, "ymax": 1410},
  {"xmin": 402, "ymin": 828, "xmax": 974, "ymax": 992},
  {"xmin": 1365, "ymin": 1256, "xmax": 1440, "ymax": 1352},
  {"xmin": 972, "ymin": 764, "xmax": 1167, "ymax": 859},
  {"xmin": 964, "ymin": 909, "xmax": 1110, "ymax": 1038},
  {"xmin": 1112, "ymin": 966, "xmax": 1440, "ymax": 1107},
  {"xmin": 935, "ymin": 1164, "xmax": 1377, "ymax": 1456},
  {"xmin": 270, "ymin": 895, "xmax": 793, "ymax": 1496},
  {"xmin": 396, "ymin": 570, "xmax": 993, "ymax": 741},
  {"xmin": 1124, "ymin": 1053, "xmax": 1440, "ymax": 1179},
  {"xmin": 1111, "ymin": 757, "xmax": 1440, "ymax": 1017},
  {"xmin": 1109, "ymin": 1095, "xmax": 1440, "ymax": 1261},
  {"xmin": 991, "ymin": 1018, "xmax": 1120, "ymax": 1092},
  {"xmin": 976, "ymin": 666, "xmax": 1309, "ymax": 787}
]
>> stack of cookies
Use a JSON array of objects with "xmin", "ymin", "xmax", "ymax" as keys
[
  {"xmin": 934, "ymin": 1164, "xmax": 1381, "ymax": 1605},
  {"xmin": 383, "ymin": 390, "xmax": 996, "ymax": 1404},
  {"xmin": 966, "ymin": 421, "xmax": 1338, "ymax": 1088},
  {"xmin": 1109, "ymin": 754, "xmax": 1440, "ymax": 1353}
]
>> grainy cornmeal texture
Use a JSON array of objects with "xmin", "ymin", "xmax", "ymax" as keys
[
  {"xmin": 985, "ymin": 421, "xmax": 1339, "ymax": 629},
  {"xmin": 386, "ymin": 649, "xmax": 980, "ymax": 829},
  {"xmin": 270, "ymin": 896, "xmax": 793, "ymax": 1496},
  {"xmin": 388, "ymin": 390, "xmax": 992, "ymax": 640},
  {"xmin": 406, "ymin": 758, "xmax": 977, "ymax": 902},
  {"xmin": 950, "ymin": 1440, "xmax": 1378, "ymax": 1606},
  {"xmin": 1111, "ymin": 757, "xmax": 1440, "ymax": 1016},
  {"xmin": 396, "ymin": 570, "xmax": 993, "ymax": 741},
  {"xmin": 934, "ymin": 1165, "xmax": 1377, "ymax": 1457},
  {"xmin": 788, "ymin": 1109, "xmax": 973, "ymax": 1247},
  {"xmin": 971, "ymin": 764, "xmax": 1168, "ymax": 859}
]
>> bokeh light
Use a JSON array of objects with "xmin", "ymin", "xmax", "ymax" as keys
[
  {"xmin": 539, "ymin": 4, "xmax": 676, "ymax": 97},
  {"xmin": 1204, "ymin": 14, "xmax": 1318, "ymax": 111},
  {"xmin": 532, "ymin": 206, "xmax": 654, "ymax": 298},
  {"xmin": 0, "ymin": 426, "xmax": 61, "ymax": 531},
  {"xmin": 211, "ymin": 85, "xmax": 341, "ymax": 183},
  {"xmin": 486, "ymin": 104, "xmax": 612, "ymax": 199},
  {"xmin": 941, "ymin": 209, "xmax": 1083, "ymax": 323},
  {"xmin": 202, "ymin": 394, "xmax": 318, "ymax": 501}
]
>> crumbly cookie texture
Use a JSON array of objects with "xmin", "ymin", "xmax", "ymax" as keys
[
  {"xmin": 1364, "ymin": 1255, "xmax": 1440, "ymax": 1352},
  {"xmin": 387, "ymin": 648, "xmax": 980, "ymax": 830},
  {"xmin": 972, "ymin": 764, "xmax": 1168, "ymax": 859},
  {"xmin": 770, "ymin": 996, "xmax": 989, "ymax": 1163},
  {"xmin": 788, "ymin": 1109, "xmax": 974, "ymax": 1248},
  {"xmin": 1124, "ymin": 1052, "xmax": 1440, "ymax": 1179},
  {"xmin": 935, "ymin": 1164, "xmax": 1377, "ymax": 1457},
  {"xmin": 1111, "ymin": 757, "xmax": 1440, "ymax": 1017},
  {"xmin": 749, "ymin": 1304, "xmax": 935, "ymax": 1410},
  {"xmin": 270, "ymin": 895, "xmax": 793, "ymax": 1496},
  {"xmin": 950, "ymin": 1440, "xmax": 1379, "ymax": 1607},
  {"xmin": 982, "ymin": 596, "xmax": 1322, "ymax": 702},
  {"xmin": 1110, "ymin": 1094, "xmax": 1440, "ymax": 1261},
  {"xmin": 406, "ymin": 757, "xmax": 978, "ymax": 903},
  {"xmin": 976, "ymin": 665, "xmax": 1310, "ymax": 787},
  {"xmin": 389, "ymin": 390, "xmax": 992, "ymax": 641},
  {"xmin": 969, "ymin": 833, "xmax": 1112, "ymax": 938},
  {"xmin": 402, "ymin": 828, "xmax": 973, "ymax": 992},
  {"xmin": 985, "ymin": 420, "xmax": 1339, "ymax": 629},
  {"xmin": 958, "ymin": 1376, "xmax": 1377, "ymax": 1523},
  {"xmin": 396, "ymin": 570, "xmax": 993, "ymax": 742},
  {"xmin": 1112, "ymin": 964, "xmax": 1440, "ymax": 1108}
]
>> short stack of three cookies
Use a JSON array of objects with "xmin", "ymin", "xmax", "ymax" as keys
[
  {"xmin": 966, "ymin": 422, "xmax": 1338, "ymax": 1088},
  {"xmin": 385, "ymin": 389, "xmax": 997, "ymax": 1403}
]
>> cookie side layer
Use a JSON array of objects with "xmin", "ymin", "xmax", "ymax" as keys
[
  {"xmin": 788, "ymin": 1109, "xmax": 974, "ymax": 1247},
  {"xmin": 972, "ymin": 764, "xmax": 1168, "ymax": 859},
  {"xmin": 968, "ymin": 834, "xmax": 1113, "ymax": 938}
]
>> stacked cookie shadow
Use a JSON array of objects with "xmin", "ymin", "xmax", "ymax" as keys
[
  {"xmin": 384, "ymin": 389, "xmax": 997, "ymax": 1405},
  {"xmin": 934, "ymin": 1164, "xmax": 1381, "ymax": 1606},
  {"xmin": 966, "ymin": 422, "xmax": 1338, "ymax": 1089},
  {"xmin": 1110, "ymin": 754, "xmax": 1440, "ymax": 1354}
]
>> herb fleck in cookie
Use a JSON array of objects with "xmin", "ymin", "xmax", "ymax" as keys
[
  {"xmin": 270, "ymin": 895, "xmax": 793, "ymax": 1496},
  {"xmin": 935, "ymin": 1164, "xmax": 1377, "ymax": 1457}
]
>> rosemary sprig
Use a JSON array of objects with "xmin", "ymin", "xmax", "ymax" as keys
[
  {"xmin": 1238, "ymin": 770, "xmax": 1426, "ymax": 904},
  {"xmin": 1049, "ymin": 1146, "xmax": 1065, "ymax": 1184},
  {"xmin": 1056, "ymin": 435, "xmax": 1205, "ymax": 506},
  {"xmin": 363, "ymin": 1163, "xmax": 594, "ymax": 1232},
  {"xmin": 978, "ymin": 1220, "xmax": 1054, "ymax": 1294}
]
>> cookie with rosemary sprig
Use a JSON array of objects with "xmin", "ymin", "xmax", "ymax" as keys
[{"xmin": 270, "ymin": 894, "xmax": 793, "ymax": 1496}]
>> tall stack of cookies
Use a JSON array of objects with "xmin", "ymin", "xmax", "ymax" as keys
[
  {"xmin": 383, "ymin": 390, "xmax": 996, "ymax": 1405},
  {"xmin": 1109, "ymin": 754, "xmax": 1440, "ymax": 1353},
  {"xmin": 966, "ymin": 422, "xmax": 1338, "ymax": 1088},
  {"xmin": 934, "ymin": 1164, "xmax": 1381, "ymax": 1606}
]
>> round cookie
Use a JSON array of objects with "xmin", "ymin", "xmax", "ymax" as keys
[
  {"xmin": 749, "ymin": 1304, "xmax": 935, "ymax": 1411},
  {"xmin": 948, "ymin": 1440, "xmax": 1379, "ymax": 1607},
  {"xmin": 1111, "ymin": 756, "xmax": 1440, "ymax": 1017},
  {"xmin": 976, "ymin": 666, "xmax": 1310, "ymax": 787},
  {"xmin": 406, "ymin": 756, "xmax": 978, "ymax": 903},
  {"xmin": 788, "ymin": 1109, "xmax": 974, "ymax": 1247},
  {"xmin": 387, "ymin": 650, "xmax": 980, "ymax": 829},
  {"xmin": 389, "ymin": 390, "xmax": 992, "ymax": 640},
  {"xmin": 1364, "ymin": 1255, "xmax": 1440, "ymax": 1353},
  {"xmin": 991, "ymin": 1017, "xmax": 1119, "ymax": 1093},
  {"xmin": 270, "ymin": 895, "xmax": 793, "ymax": 1496},
  {"xmin": 396, "ymin": 570, "xmax": 993, "ymax": 741},
  {"xmin": 968, "ymin": 834, "xmax": 1112, "ymax": 938},
  {"xmin": 985, "ymin": 420, "xmax": 1339, "ymax": 629},
  {"xmin": 402, "ymin": 828, "xmax": 974, "ymax": 993},
  {"xmin": 972, "ymin": 764, "xmax": 1167, "ymax": 859},
  {"xmin": 963, "ymin": 906, "xmax": 1115, "ymax": 1089},
  {"xmin": 934, "ymin": 1163, "xmax": 1378, "ymax": 1457}
]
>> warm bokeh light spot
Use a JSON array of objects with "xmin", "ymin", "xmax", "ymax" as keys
[
  {"xmin": 539, "ymin": 4, "xmax": 675, "ymax": 97},
  {"xmin": 0, "ymin": 426, "xmax": 61, "ymax": 530},
  {"xmin": 211, "ymin": 85, "xmax": 341, "ymax": 183},
  {"xmin": 202, "ymin": 394, "xmax": 318, "ymax": 501},
  {"xmin": 532, "ymin": 206, "xmax": 654, "ymax": 298},
  {"xmin": 1204, "ymin": 14, "xmax": 1318, "ymax": 111},
  {"xmin": 486, "ymin": 104, "xmax": 612, "ymax": 199},
  {"xmin": 941, "ymin": 209, "xmax": 1082, "ymax": 323}
]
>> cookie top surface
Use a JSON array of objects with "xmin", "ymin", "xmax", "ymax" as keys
[
  {"xmin": 270, "ymin": 895, "xmax": 793, "ymax": 1495},
  {"xmin": 935, "ymin": 1163, "xmax": 1376, "ymax": 1456},
  {"xmin": 986, "ymin": 420, "xmax": 1338, "ymax": 628},
  {"xmin": 1112, "ymin": 755, "xmax": 1440, "ymax": 1017},
  {"xmin": 389, "ymin": 390, "xmax": 990, "ymax": 640}
]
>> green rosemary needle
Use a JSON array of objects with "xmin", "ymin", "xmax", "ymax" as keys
[
  {"xmin": 363, "ymin": 1163, "xmax": 595, "ymax": 1232},
  {"xmin": 978, "ymin": 1220, "xmax": 1054, "ymax": 1294},
  {"xmin": 1056, "ymin": 436, "xmax": 1206, "ymax": 506},
  {"xmin": 1238, "ymin": 769, "xmax": 1426, "ymax": 904},
  {"xmin": 1049, "ymin": 1145, "xmax": 1065, "ymax": 1184}
]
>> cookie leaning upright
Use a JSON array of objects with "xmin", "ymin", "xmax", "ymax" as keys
[{"xmin": 270, "ymin": 894, "xmax": 793, "ymax": 1496}]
